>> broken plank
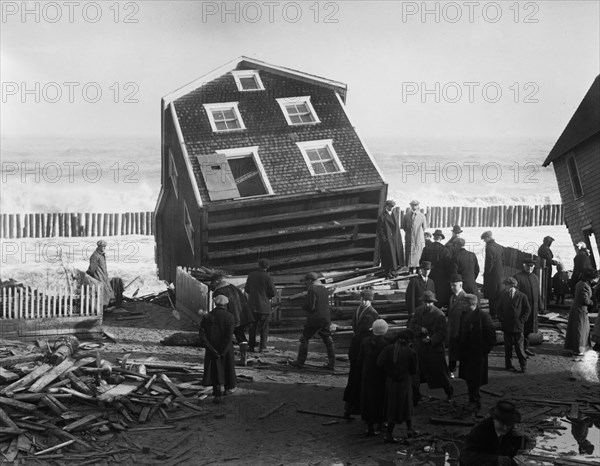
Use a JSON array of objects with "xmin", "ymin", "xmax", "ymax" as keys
[
  {"xmin": 29, "ymin": 359, "xmax": 75, "ymax": 393},
  {"xmin": 17, "ymin": 433, "xmax": 32, "ymax": 452},
  {"xmin": 0, "ymin": 406, "xmax": 18, "ymax": 428},
  {"xmin": 429, "ymin": 417, "xmax": 475, "ymax": 426},
  {"xmin": 64, "ymin": 372, "xmax": 93, "ymax": 395},
  {"xmin": 258, "ymin": 402, "xmax": 285, "ymax": 420},
  {"xmin": 0, "ymin": 427, "xmax": 25, "ymax": 435},
  {"xmin": 140, "ymin": 374, "xmax": 158, "ymax": 394},
  {"xmin": 34, "ymin": 439, "xmax": 75, "ymax": 455},
  {"xmin": 98, "ymin": 381, "xmax": 141, "ymax": 402},
  {"xmin": 0, "ymin": 363, "xmax": 52, "ymax": 395},
  {"xmin": 0, "ymin": 395, "xmax": 38, "ymax": 412},
  {"xmin": 5, "ymin": 436, "xmax": 19, "ymax": 462},
  {"xmin": 0, "ymin": 367, "xmax": 18, "ymax": 383},
  {"xmin": 63, "ymin": 413, "xmax": 101, "ymax": 432},
  {"xmin": 42, "ymin": 395, "xmax": 64, "ymax": 415},
  {"xmin": 160, "ymin": 374, "xmax": 184, "ymax": 398},
  {"xmin": 57, "ymin": 387, "xmax": 94, "ymax": 400},
  {"xmin": 0, "ymin": 353, "xmax": 43, "ymax": 368},
  {"xmin": 138, "ymin": 405, "xmax": 151, "ymax": 423}
]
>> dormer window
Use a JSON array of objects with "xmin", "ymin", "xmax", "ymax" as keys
[
  {"xmin": 232, "ymin": 70, "xmax": 265, "ymax": 91},
  {"xmin": 277, "ymin": 96, "xmax": 320, "ymax": 126},
  {"xmin": 203, "ymin": 102, "xmax": 246, "ymax": 132}
]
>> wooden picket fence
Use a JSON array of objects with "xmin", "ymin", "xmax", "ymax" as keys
[
  {"xmin": 1, "ymin": 285, "xmax": 102, "ymax": 319},
  {"xmin": 0, "ymin": 211, "xmax": 155, "ymax": 239}
]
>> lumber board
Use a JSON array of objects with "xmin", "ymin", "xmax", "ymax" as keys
[
  {"xmin": 64, "ymin": 372, "xmax": 93, "ymax": 395},
  {"xmin": 0, "ymin": 396, "xmax": 37, "ymax": 412},
  {"xmin": 0, "ymin": 427, "xmax": 25, "ymax": 435},
  {"xmin": 160, "ymin": 374, "xmax": 184, "ymax": 398},
  {"xmin": 97, "ymin": 381, "xmax": 140, "ymax": 401},
  {"xmin": 0, "ymin": 367, "xmax": 19, "ymax": 383},
  {"xmin": 0, "ymin": 353, "xmax": 43, "ymax": 367},
  {"xmin": 0, "ymin": 406, "xmax": 18, "ymax": 428},
  {"xmin": 63, "ymin": 414, "xmax": 101, "ymax": 432},
  {"xmin": 29, "ymin": 359, "xmax": 75, "ymax": 393}
]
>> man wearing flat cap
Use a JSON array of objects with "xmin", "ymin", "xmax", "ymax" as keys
[
  {"xmin": 87, "ymin": 239, "xmax": 114, "ymax": 308},
  {"xmin": 405, "ymin": 261, "xmax": 436, "ymax": 322},
  {"xmin": 343, "ymin": 289, "xmax": 380, "ymax": 418},
  {"xmin": 481, "ymin": 231, "xmax": 504, "ymax": 318},
  {"xmin": 513, "ymin": 255, "xmax": 540, "ymax": 357},
  {"xmin": 460, "ymin": 400, "xmax": 532, "ymax": 465},
  {"xmin": 497, "ymin": 277, "xmax": 531, "ymax": 372},
  {"xmin": 458, "ymin": 293, "xmax": 496, "ymax": 410},
  {"xmin": 421, "ymin": 229, "xmax": 452, "ymax": 306},
  {"xmin": 402, "ymin": 200, "xmax": 428, "ymax": 273},
  {"xmin": 199, "ymin": 295, "xmax": 236, "ymax": 403},
  {"xmin": 410, "ymin": 291, "xmax": 453, "ymax": 404},
  {"xmin": 290, "ymin": 273, "xmax": 335, "ymax": 370},
  {"xmin": 537, "ymin": 236, "xmax": 558, "ymax": 307},
  {"xmin": 376, "ymin": 200, "xmax": 404, "ymax": 278}
]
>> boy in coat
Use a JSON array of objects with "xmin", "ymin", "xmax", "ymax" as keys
[
  {"xmin": 497, "ymin": 278, "xmax": 531, "ymax": 373},
  {"xmin": 405, "ymin": 261, "xmax": 436, "ymax": 322}
]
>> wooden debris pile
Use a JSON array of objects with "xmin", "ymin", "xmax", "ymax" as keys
[{"xmin": 0, "ymin": 339, "xmax": 209, "ymax": 463}]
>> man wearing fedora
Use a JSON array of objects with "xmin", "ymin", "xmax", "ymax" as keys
[
  {"xmin": 537, "ymin": 236, "xmax": 558, "ymax": 307},
  {"xmin": 402, "ymin": 200, "xmax": 428, "ymax": 274},
  {"xmin": 452, "ymin": 238, "xmax": 480, "ymax": 300},
  {"xmin": 460, "ymin": 400, "xmax": 532, "ymax": 465},
  {"xmin": 421, "ymin": 229, "xmax": 452, "ymax": 306},
  {"xmin": 376, "ymin": 199, "xmax": 404, "ymax": 279},
  {"xmin": 481, "ymin": 231, "xmax": 504, "ymax": 318},
  {"xmin": 513, "ymin": 256, "xmax": 540, "ymax": 357},
  {"xmin": 497, "ymin": 277, "xmax": 531, "ymax": 373},
  {"xmin": 410, "ymin": 291, "xmax": 453, "ymax": 404},
  {"xmin": 405, "ymin": 261, "xmax": 436, "ymax": 322},
  {"xmin": 445, "ymin": 225, "xmax": 463, "ymax": 260},
  {"xmin": 290, "ymin": 272, "xmax": 335, "ymax": 370},
  {"xmin": 447, "ymin": 274, "xmax": 471, "ymax": 378}
]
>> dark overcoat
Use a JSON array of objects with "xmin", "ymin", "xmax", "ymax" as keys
[
  {"xmin": 199, "ymin": 305, "xmax": 236, "ymax": 390},
  {"xmin": 483, "ymin": 240, "xmax": 504, "ymax": 302},
  {"xmin": 497, "ymin": 289, "xmax": 531, "ymax": 333},
  {"xmin": 410, "ymin": 304, "xmax": 451, "ymax": 389},
  {"xmin": 405, "ymin": 276, "xmax": 436, "ymax": 317},
  {"xmin": 87, "ymin": 249, "xmax": 114, "ymax": 305},
  {"xmin": 421, "ymin": 241, "xmax": 452, "ymax": 306},
  {"xmin": 343, "ymin": 305, "xmax": 379, "ymax": 413},
  {"xmin": 244, "ymin": 268, "xmax": 277, "ymax": 315},
  {"xmin": 213, "ymin": 283, "xmax": 254, "ymax": 328},
  {"xmin": 357, "ymin": 334, "xmax": 389, "ymax": 424},
  {"xmin": 377, "ymin": 342, "xmax": 418, "ymax": 424},
  {"xmin": 513, "ymin": 271, "xmax": 539, "ymax": 334},
  {"xmin": 564, "ymin": 280, "xmax": 593, "ymax": 353},
  {"xmin": 303, "ymin": 283, "xmax": 331, "ymax": 328},
  {"xmin": 447, "ymin": 290, "xmax": 471, "ymax": 361},
  {"xmin": 537, "ymin": 243, "xmax": 554, "ymax": 300},
  {"xmin": 571, "ymin": 250, "xmax": 592, "ymax": 290},
  {"xmin": 458, "ymin": 308, "xmax": 496, "ymax": 389},
  {"xmin": 376, "ymin": 209, "xmax": 404, "ymax": 272},
  {"xmin": 452, "ymin": 249, "xmax": 480, "ymax": 298}
]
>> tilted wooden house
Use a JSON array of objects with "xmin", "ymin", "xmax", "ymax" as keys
[
  {"xmin": 543, "ymin": 75, "xmax": 600, "ymax": 268},
  {"xmin": 155, "ymin": 57, "xmax": 387, "ymax": 281}
]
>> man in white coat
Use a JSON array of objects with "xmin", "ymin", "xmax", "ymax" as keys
[{"xmin": 402, "ymin": 200, "xmax": 428, "ymax": 273}]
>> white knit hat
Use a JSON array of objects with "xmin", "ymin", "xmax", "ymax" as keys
[{"xmin": 371, "ymin": 319, "xmax": 388, "ymax": 336}]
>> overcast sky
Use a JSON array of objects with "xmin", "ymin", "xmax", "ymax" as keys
[{"xmin": 1, "ymin": 0, "xmax": 598, "ymax": 140}]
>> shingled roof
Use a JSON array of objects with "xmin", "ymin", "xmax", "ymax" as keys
[{"xmin": 543, "ymin": 75, "xmax": 600, "ymax": 167}]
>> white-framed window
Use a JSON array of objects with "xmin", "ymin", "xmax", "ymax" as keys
[
  {"xmin": 296, "ymin": 139, "xmax": 345, "ymax": 176},
  {"xmin": 183, "ymin": 201, "xmax": 194, "ymax": 253},
  {"xmin": 276, "ymin": 96, "xmax": 320, "ymax": 126},
  {"xmin": 203, "ymin": 102, "xmax": 246, "ymax": 132},
  {"xmin": 231, "ymin": 70, "xmax": 265, "ymax": 91},
  {"xmin": 168, "ymin": 149, "xmax": 178, "ymax": 199},
  {"xmin": 215, "ymin": 146, "xmax": 274, "ymax": 198}
]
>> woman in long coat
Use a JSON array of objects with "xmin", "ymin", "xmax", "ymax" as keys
[
  {"xmin": 343, "ymin": 290, "xmax": 379, "ymax": 417},
  {"xmin": 357, "ymin": 319, "xmax": 389, "ymax": 435},
  {"xmin": 458, "ymin": 294, "xmax": 496, "ymax": 409},
  {"xmin": 377, "ymin": 330, "xmax": 418, "ymax": 442},
  {"xmin": 565, "ymin": 270, "xmax": 598, "ymax": 356}
]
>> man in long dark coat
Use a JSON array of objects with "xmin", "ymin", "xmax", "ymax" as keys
[
  {"xmin": 445, "ymin": 225, "xmax": 463, "ymax": 261},
  {"xmin": 570, "ymin": 243, "xmax": 593, "ymax": 292},
  {"xmin": 452, "ymin": 238, "xmax": 480, "ymax": 300},
  {"xmin": 245, "ymin": 259, "xmax": 277, "ymax": 353},
  {"xmin": 410, "ymin": 291, "xmax": 453, "ymax": 403},
  {"xmin": 447, "ymin": 274, "xmax": 471, "ymax": 376},
  {"xmin": 497, "ymin": 277, "xmax": 531, "ymax": 373},
  {"xmin": 199, "ymin": 295, "xmax": 236, "ymax": 403},
  {"xmin": 421, "ymin": 229, "xmax": 452, "ymax": 307},
  {"xmin": 376, "ymin": 200, "xmax": 404, "ymax": 278},
  {"xmin": 290, "ymin": 272, "xmax": 335, "ymax": 370},
  {"xmin": 343, "ymin": 289, "xmax": 379, "ymax": 418},
  {"xmin": 405, "ymin": 261, "xmax": 436, "ymax": 322},
  {"xmin": 537, "ymin": 236, "xmax": 557, "ymax": 307},
  {"xmin": 87, "ymin": 239, "xmax": 114, "ymax": 308},
  {"xmin": 357, "ymin": 319, "xmax": 389, "ymax": 436},
  {"xmin": 402, "ymin": 200, "xmax": 428, "ymax": 273},
  {"xmin": 211, "ymin": 274, "xmax": 255, "ymax": 366},
  {"xmin": 513, "ymin": 257, "xmax": 540, "ymax": 357},
  {"xmin": 481, "ymin": 231, "xmax": 504, "ymax": 318},
  {"xmin": 458, "ymin": 294, "xmax": 496, "ymax": 410}
]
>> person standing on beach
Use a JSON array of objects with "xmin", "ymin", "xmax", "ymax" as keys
[
  {"xmin": 552, "ymin": 263, "xmax": 570, "ymax": 305},
  {"xmin": 245, "ymin": 259, "xmax": 278, "ymax": 353},
  {"xmin": 420, "ymin": 229, "xmax": 452, "ymax": 307},
  {"xmin": 565, "ymin": 269, "xmax": 598, "ymax": 356},
  {"xmin": 447, "ymin": 274, "xmax": 471, "ymax": 378},
  {"xmin": 86, "ymin": 239, "xmax": 114, "ymax": 308},
  {"xmin": 513, "ymin": 257, "xmax": 540, "ymax": 357},
  {"xmin": 290, "ymin": 272, "xmax": 335, "ymax": 370},
  {"xmin": 409, "ymin": 291, "xmax": 453, "ymax": 404},
  {"xmin": 402, "ymin": 200, "xmax": 427, "ymax": 274},
  {"xmin": 376, "ymin": 200, "xmax": 404, "ymax": 278},
  {"xmin": 538, "ymin": 236, "xmax": 558, "ymax": 307},
  {"xmin": 458, "ymin": 293, "xmax": 496, "ymax": 411},
  {"xmin": 481, "ymin": 231, "xmax": 504, "ymax": 318},
  {"xmin": 570, "ymin": 243, "xmax": 593, "ymax": 292},
  {"xmin": 497, "ymin": 277, "xmax": 531, "ymax": 373},
  {"xmin": 445, "ymin": 225, "xmax": 463, "ymax": 260},
  {"xmin": 199, "ymin": 295, "xmax": 236, "ymax": 403},
  {"xmin": 452, "ymin": 238, "xmax": 480, "ymax": 300},
  {"xmin": 405, "ymin": 261, "xmax": 435, "ymax": 323},
  {"xmin": 343, "ymin": 289, "xmax": 379, "ymax": 419}
]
